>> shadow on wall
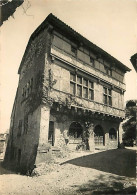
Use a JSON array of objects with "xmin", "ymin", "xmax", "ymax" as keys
[
  {"xmin": 73, "ymin": 174, "xmax": 136, "ymax": 195},
  {"xmin": 61, "ymin": 149, "xmax": 136, "ymax": 178}
]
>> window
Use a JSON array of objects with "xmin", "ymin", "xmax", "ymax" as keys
[
  {"xmin": 94, "ymin": 125, "xmax": 104, "ymax": 146},
  {"xmin": 109, "ymin": 128, "xmax": 117, "ymax": 140},
  {"xmin": 70, "ymin": 73, "xmax": 94, "ymax": 100},
  {"xmin": 71, "ymin": 46, "xmax": 77, "ymax": 56},
  {"xmin": 105, "ymin": 66, "xmax": 112, "ymax": 76},
  {"xmin": 90, "ymin": 57, "xmax": 94, "ymax": 66},
  {"xmin": 103, "ymin": 87, "xmax": 112, "ymax": 106},
  {"xmin": 69, "ymin": 122, "xmax": 83, "ymax": 139}
]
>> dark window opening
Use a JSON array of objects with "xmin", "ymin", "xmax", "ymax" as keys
[
  {"xmin": 109, "ymin": 128, "xmax": 117, "ymax": 140},
  {"xmin": 94, "ymin": 125, "xmax": 104, "ymax": 146},
  {"xmin": 105, "ymin": 66, "xmax": 112, "ymax": 76},
  {"xmin": 48, "ymin": 121, "xmax": 55, "ymax": 146},
  {"xmin": 90, "ymin": 57, "xmax": 94, "ymax": 66},
  {"xmin": 71, "ymin": 46, "xmax": 77, "ymax": 55},
  {"xmin": 69, "ymin": 122, "xmax": 83, "ymax": 139}
]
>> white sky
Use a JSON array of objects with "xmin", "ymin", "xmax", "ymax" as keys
[{"xmin": 0, "ymin": 0, "xmax": 137, "ymax": 133}]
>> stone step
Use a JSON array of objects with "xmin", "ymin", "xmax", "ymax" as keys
[{"xmin": 51, "ymin": 146, "xmax": 61, "ymax": 152}]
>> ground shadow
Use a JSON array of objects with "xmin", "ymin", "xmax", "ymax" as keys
[
  {"xmin": 61, "ymin": 149, "xmax": 136, "ymax": 178},
  {"xmin": 73, "ymin": 174, "xmax": 136, "ymax": 195},
  {"xmin": 0, "ymin": 161, "xmax": 15, "ymax": 175}
]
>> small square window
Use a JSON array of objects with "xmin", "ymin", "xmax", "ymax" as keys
[
  {"xmin": 71, "ymin": 46, "xmax": 77, "ymax": 55},
  {"xmin": 108, "ymin": 69, "xmax": 112, "ymax": 76},
  {"xmin": 90, "ymin": 57, "xmax": 94, "ymax": 65}
]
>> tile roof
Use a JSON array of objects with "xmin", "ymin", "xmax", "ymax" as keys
[{"xmin": 18, "ymin": 13, "xmax": 131, "ymax": 74}]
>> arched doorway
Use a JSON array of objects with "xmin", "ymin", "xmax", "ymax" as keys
[
  {"xmin": 109, "ymin": 128, "xmax": 117, "ymax": 140},
  {"xmin": 68, "ymin": 122, "xmax": 83, "ymax": 150},
  {"xmin": 94, "ymin": 125, "xmax": 104, "ymax": 146},
  {"xmin": 69, "ymin": 122, "xmax": 83, "ymax": 139}
]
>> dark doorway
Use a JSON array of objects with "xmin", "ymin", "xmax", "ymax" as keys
[
  {"xmin": 48, "ymin": 121, "xmax": 55, "ymax": 146},
  {"xmin": 94, "ymin": 125, "xmax": 104, "ymax": 146}
]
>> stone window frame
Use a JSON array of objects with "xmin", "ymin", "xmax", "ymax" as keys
[
  {"xmin": 70, "ymin": 73, "xmax": 94, "ymax": 100},
  {"xmin": 103, "ymin": 87, "xmax": 112, "ymax": 106}
]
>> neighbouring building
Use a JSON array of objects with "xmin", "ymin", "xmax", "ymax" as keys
[
  {"xmin": 0, "ymin": 133, "xmax": 8, "ymax": 160},
  {"xmin": 130, "ymin": 53, "xmax": 137, "ymax": 72},
  {"xmin": 4, "ymin": 14, "xmax": 130, "ymax": 173}
]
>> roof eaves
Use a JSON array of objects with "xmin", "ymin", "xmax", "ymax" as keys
[{"xmin": 18, "ymin": 13, "xmax": 131, "ymax": 74}]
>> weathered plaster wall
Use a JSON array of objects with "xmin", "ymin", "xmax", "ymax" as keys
[{"xmin": 5, "ymin": 27, "xmax": 51, "ymax": 172}]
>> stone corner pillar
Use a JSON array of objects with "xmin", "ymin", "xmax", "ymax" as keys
[
  {"xmin": 88, "ymin": 123, "xmax": 95, "ymax": 152},
  {"xmin": 119, "ymin": 121, "xmax": 124, "ymax": 145},
  {"xmin": 35, "ymin": 104, "xmax": 50, "ymax": 164}
]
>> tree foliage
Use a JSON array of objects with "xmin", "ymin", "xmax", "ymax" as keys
[
  {"xmin": 0, "ymin": 0, "xmax": 24, "ymax": 26},
  {"xmin": 122, "ymin": 100, "xmax": 137, "ymax": 146}
]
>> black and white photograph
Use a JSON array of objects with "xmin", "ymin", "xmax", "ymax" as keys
[{"xmin": 0, "ymin": 0, "xmax": 137, "ymax": 194}]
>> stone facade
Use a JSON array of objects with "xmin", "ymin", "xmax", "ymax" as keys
[{"xmin": 5, "ymin": 14, "xmax": 130, "ymax": 173}]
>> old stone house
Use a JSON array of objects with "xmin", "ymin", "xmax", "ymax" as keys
[{"xmin": 5, "ymin": 14, "xmax": 130, "ymax": 173}]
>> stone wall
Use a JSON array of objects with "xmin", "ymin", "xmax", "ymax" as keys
[
  {"xmin": 4, "ymin": 27, "xmax": 51, "ymax": 172},
  {"xmin": 48, "ymin": 111, "xmax": 119, "ymax": 152}
]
